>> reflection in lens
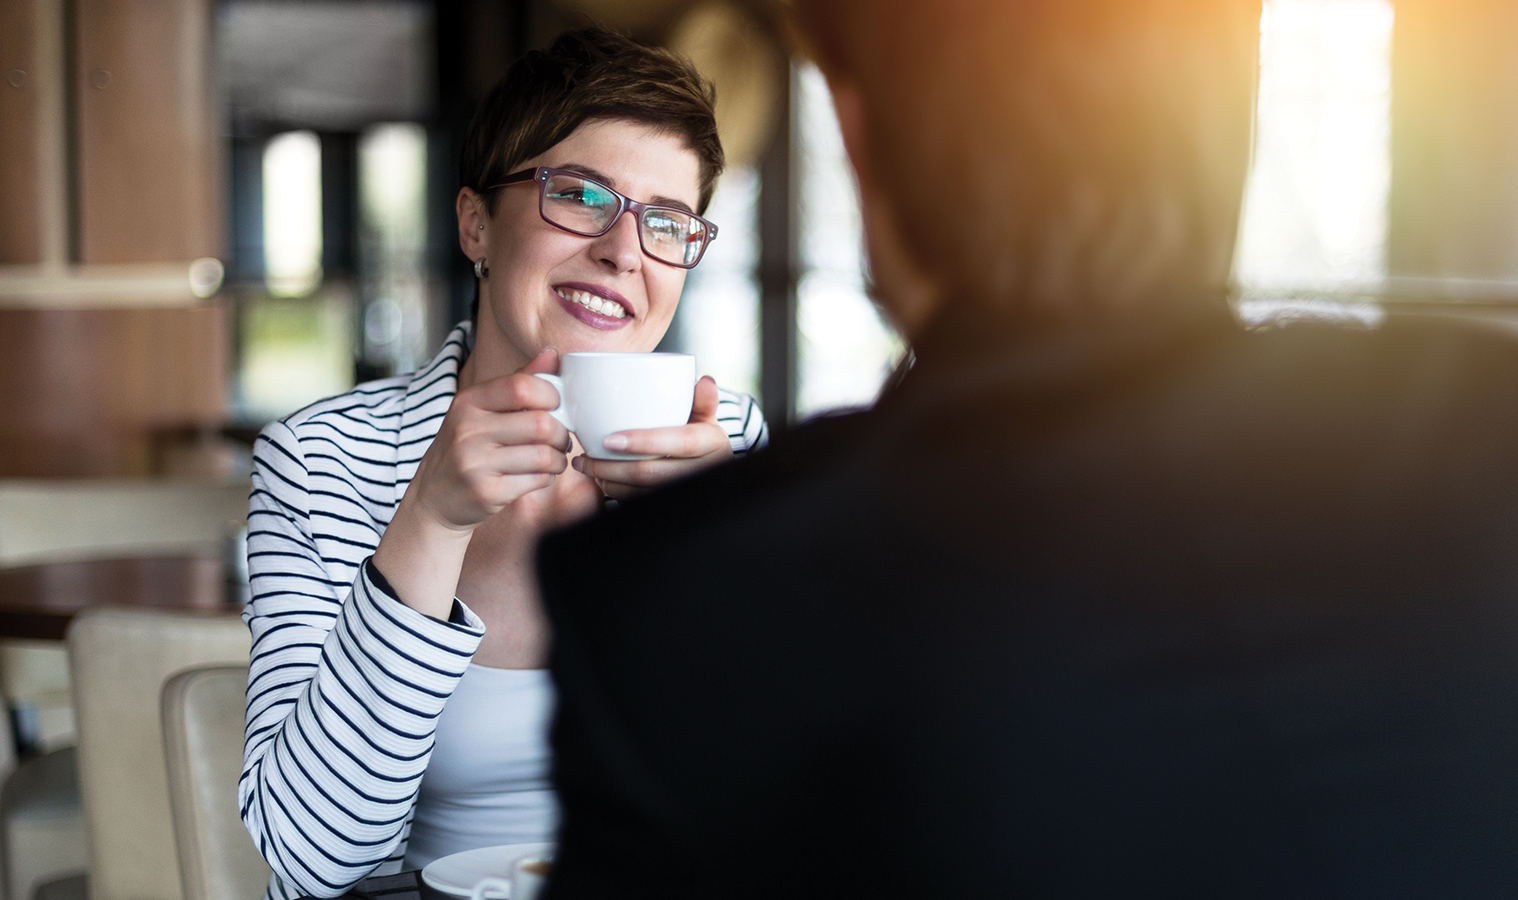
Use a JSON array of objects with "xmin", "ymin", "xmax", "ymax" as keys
[
  {"xmin": 544, "ymin": 175, "xmax": 615, "ymax": 234},
  {"xmin": 641, "ymin": 210, "xmax": 706, "ymax": 266}
]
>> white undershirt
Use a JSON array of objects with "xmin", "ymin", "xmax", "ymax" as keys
[{"xmin": 402, "ymin": 664, "xmax": 561, "ymax": 869}]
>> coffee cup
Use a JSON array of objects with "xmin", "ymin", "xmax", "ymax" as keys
[
  {"xmin": 533, "ymin": 351, "xmax": 696, "ymax": 460},
  {"xmin": 464, "ymin": 854, "xmax": 552, "ymax": 900},
  {"xmin": 509, "ymin": 854, "xmax": 552, "ymax": 900}
]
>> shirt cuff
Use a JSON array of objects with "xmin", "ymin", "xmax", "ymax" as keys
[{"xmin": 364, "ymin": 557, "xmax": 477, "ymax": 629}]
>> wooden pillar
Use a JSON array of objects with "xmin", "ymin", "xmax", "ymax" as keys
[{"xmin": 0, "ymin": 0, "xmax": 230, "ymax": 478}]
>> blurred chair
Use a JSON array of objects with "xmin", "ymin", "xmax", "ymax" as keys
[
  {"xmin": 161, "ymin": 665, "xmax": 269, "ymax": 900},
  {"xmin": 0, "ymin": 477, "xmax": 251, "ymax": 751},
  {"xmin": 67, "ymin": 608, "xmax": 250, "ymax": 900},
  {"xmin": 0, "ymin": 479, "xmax": 249, "ymax": 569},
  {"xmin": 0, "ymin": 479, "xmax": 249, "ymax": 900},
  {"xmin": 0, "ymin": 745, "xmax": 84, "ymax": 900}
]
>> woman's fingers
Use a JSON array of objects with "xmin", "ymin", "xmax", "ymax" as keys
[
  {"xmin": 577, "ymin": 455, "xmax": 700, "ymax": 487},
  {"xmin": 688, "ymin": 375, "xmax": 720, "ymax": 423},
  {"xmin": 454, "ymin": 407, "xmax": 570, "ymax": 456},
  {"xmin": 463, "ymin": 349, "xmax": 563, "ymax": 413},
  {"xmin": 599, "ymin": 421, "xmax": 727, "ymax": 459}
]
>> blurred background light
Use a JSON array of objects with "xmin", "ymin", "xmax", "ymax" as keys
[
  {"xmin": 669, "ymin": 167, "xmax": 762, "ymax": 397},
  {"xmin": 358, "ymin": 122, "xmax": 430, "ymax": 374},
  {"xmin": 794, "ymin": 62, "xmax": 905, "ymax": 420},
  {"xmin": 261, "ymin": 130, "xmax": 324, "ymax": 297},
  {"xmin": 1235, "ymin": 0, "xmax": 1395, "ymax": 299}
]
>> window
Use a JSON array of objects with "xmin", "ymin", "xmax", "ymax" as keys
[{"xmin": 1235, "ymin": 0, "xmax": 1395, "ymax": 319}]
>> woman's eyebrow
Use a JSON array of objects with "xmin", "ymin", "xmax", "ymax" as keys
[{"xmin": 557, "ymin": 163, "xmax": 696, "ymax": 214}]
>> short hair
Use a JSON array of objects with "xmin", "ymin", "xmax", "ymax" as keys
[
  {"xmin": 459, "ymin": 28, "xmax": 725, "ymax": 217},
  {"xmin": 792, "ymin": 0, "xmax": 1260, "ymax": 322}
]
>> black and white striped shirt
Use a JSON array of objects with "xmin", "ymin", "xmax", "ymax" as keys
[{"xmin": 240, "ymin": 322, "xmax": 767, "ymax": 899}]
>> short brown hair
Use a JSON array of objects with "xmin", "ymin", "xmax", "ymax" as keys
[
  {"xmin": 793, "ymin": 0, "xmax": 1259, "ymax": 323},
  {"xmin": 459, "ymin": 28, "xmax": 725, "ymax": 216}
]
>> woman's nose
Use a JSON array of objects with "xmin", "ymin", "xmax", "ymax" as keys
[{"xmin": 589, "ymin": 210, "xmax": 643, "ymax": 273}]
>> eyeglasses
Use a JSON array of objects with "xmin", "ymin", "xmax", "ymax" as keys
[{"xmin": 487, "ymin": 167, "xmax": 718, "ymax": 269}]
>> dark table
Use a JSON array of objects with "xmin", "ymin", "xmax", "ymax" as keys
[{"xmin": 0, "ymin": 555, "xmax": 243, "ymax": 640}]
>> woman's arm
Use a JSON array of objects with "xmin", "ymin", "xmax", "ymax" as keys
[
  {"xmin": 240, "ymin": 420, "xmax": 485, "ymax": 898},
  {"xmin": 371, "ymin": 348, "xmax": 571, "ymax": 617}
]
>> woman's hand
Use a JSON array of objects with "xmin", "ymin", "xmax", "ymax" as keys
[
  {"xmin": 372, "ymin": 348, "xmax": 573, "ymax": 619},
  {"xmin": 407, "ymin": 348, "xmax": 572, "ymax": 532},
  {"xmin": 573, "ymin": 376, "xmax": 733, "ymax": 500}
]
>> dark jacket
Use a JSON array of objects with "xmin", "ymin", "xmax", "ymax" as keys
[{"xmin": 539, "ymin": 303, "xmax": 1518, "ymax": 899}]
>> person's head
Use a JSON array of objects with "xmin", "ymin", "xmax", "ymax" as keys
[
  {"xmin": 455, "ymin": 28, "xmax": 724, "ymax": 376},
  {"xmin": 792, "ymin": 0, "xmax": 1261, "ymax": 338}
]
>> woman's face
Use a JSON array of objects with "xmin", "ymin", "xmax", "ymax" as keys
[{"xmin": 462, "ymin": 118, "xmax": 704, "ymax": 377}]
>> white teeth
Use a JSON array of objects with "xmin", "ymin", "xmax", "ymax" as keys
[{"xmin": 557, "ymin": 287, "xmax": 627, "ymax": 319}]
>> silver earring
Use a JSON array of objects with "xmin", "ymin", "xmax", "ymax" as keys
[
  {"xmin": 477, "ymin": 224, "xmax": 484, "ymax": 230},
  {"xmin": 474, "ymin": 257, "xmax": 488, "ymax": 279}
]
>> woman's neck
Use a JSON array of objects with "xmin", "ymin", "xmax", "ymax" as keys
[{"xmin": 458, "ymin": 319, "xmax": 530, "ymax": 392}]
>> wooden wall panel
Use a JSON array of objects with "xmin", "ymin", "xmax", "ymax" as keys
[
  {"xmin": 0, "ymin": 0, "xmax": 43, "ymax": 265},
  {"xmin": 0, "ymin": 304, "xmax": 230, "ymax": 477},
  {"xmin": 74, "ymin": 0, "xmax": 222, "ymax": 264}
]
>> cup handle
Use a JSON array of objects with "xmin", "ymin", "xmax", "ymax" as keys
[
  {"xmin": 531, "ymin": 372, "xmax": 573, "ymax": 431},
  {"xmin": 469, "ymin": 876, "xmax": 512, "ymax": 900}
]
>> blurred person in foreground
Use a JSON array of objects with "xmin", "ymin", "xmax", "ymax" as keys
[{"xmin": 538, "ymin": 0, "xmax": 1518, "ymax": 896}]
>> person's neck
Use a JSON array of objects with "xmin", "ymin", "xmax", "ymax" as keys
[
  {"xmin": 908, "ymin": 285, "xmax": 1235, "ymax": 370},
  {"xmin": 459, "ymin": 320, "xmax": 529, "ymax": 391}
]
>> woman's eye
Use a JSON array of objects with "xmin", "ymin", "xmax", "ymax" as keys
[{"xmin": 548, "ymin": 184, "xmax": 612, "ymax": 208}]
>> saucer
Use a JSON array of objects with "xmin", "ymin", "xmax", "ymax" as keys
[{"xmin": 420, "ymin": 842, "xmax": 556, "ymax": 898}]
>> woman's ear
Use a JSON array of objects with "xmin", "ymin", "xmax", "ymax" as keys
[
  {"xmin": 457, "ymin": 187, "xmax": 488, "ymax": 261},
  {"xmin": 828, "ymin": 78, "xmax": 943, "ymax": 340}
]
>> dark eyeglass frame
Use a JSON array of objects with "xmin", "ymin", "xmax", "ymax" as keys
[{"xmin": 486, "ymin": 166, "xmax": 718, "ymax": 269}]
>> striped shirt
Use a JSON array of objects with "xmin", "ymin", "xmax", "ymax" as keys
[{"xmin": 240, "ymin": 321, "xmax": 767, "ymax": 900}]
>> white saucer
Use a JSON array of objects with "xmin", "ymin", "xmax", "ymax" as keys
[{"xmin": 420, "ymin": 842, "xmax": 556, "ymax": 898}]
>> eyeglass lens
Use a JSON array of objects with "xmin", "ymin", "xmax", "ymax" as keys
[{"xmin": 541, "ymin": 172, "xmax": 709, "ymax": 267}]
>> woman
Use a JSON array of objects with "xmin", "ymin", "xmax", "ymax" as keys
[{"xmin": 240, "ymin": 29, "xmax": 767, "ymax": 900}]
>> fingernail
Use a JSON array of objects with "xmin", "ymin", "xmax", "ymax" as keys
[
  {"xmin": 602, "ymin": 433, "xmax": 629, "ymax": 452},
  {"xmin": 572, "ymin": 456, "xmax": 585, "ymax": 472}
]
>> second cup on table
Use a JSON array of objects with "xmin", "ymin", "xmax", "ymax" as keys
[{"xmin": 533, "ymin": 352, "xmax": 696, "ymax": 460}]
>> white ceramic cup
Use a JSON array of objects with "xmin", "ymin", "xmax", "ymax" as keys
[
  {"xmin": 508, "ymin": 854, "xmax": 553, "ymax": 900},
  {"xmin": 533, "ymin": 351, "xmax": 696, "ymax": 460},
  {"xmin": 464, "ymin": 855, "xmax": 552, "ymax": 900}
]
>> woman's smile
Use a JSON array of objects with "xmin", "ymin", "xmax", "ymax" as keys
[{"xmin": 553, "ymin": 282, "xmax": 633, "ymax": 329}]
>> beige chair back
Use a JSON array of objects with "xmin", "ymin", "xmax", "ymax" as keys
[
  {"xmin": 161, "ymin": 665, "xmax": 268, "ymax": 900},
  {"xmin": 67, "ymin": 609, "xmax": 250, "ymax": 900},
  {"xmin": 0, "ymin": 479, "xmax": 249, "ymax": 569}
]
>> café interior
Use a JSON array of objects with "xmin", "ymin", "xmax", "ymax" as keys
[{"xmin": 0, "ymin": 0, "xmax": 1514, "ymax": 898}]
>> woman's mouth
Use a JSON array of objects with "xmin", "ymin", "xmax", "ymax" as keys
[{"xmin": 554, "ymin": 285, "xmax": 632, "ymax": 330}]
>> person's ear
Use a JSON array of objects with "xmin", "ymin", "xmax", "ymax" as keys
[
  {"xmin": 827, "ymin": 78, "xmax": 943, "ymax": 339},
  {"xmin": 457, "ymin": 187, "xmax": 488, "ymax": 261}
]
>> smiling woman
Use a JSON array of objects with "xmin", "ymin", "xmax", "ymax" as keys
[
  {"xmin": 238, "ymin": 28, "xmax": 767, "ymax": 900},
  {"xmin": 460, "ymin": 119, "xmax": 705, "ymax": 369}
]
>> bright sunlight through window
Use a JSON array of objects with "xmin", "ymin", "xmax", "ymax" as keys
[{"xmin": 1235, "ymin": 0, "xmax": 1395, "ymax": 300}]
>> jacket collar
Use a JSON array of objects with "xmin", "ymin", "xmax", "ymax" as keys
[{"xmin": 394, "ymin": 320, "xmax": 475, "ymax": 505}]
